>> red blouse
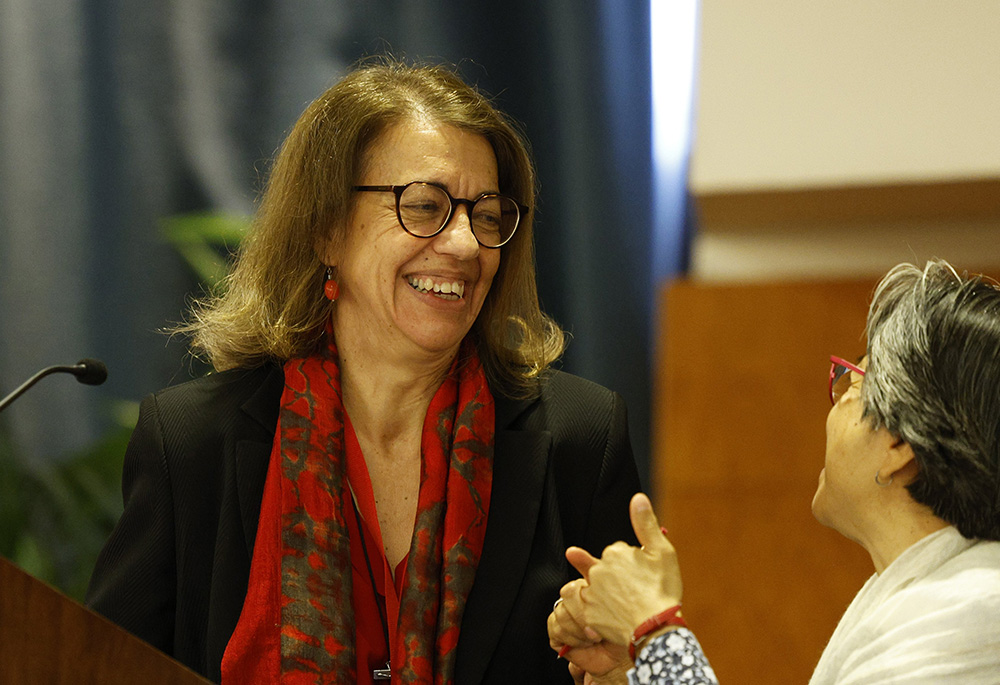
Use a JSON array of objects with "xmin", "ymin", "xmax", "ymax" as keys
[{"xmin": 344, "ymin": 416, "xmax": 409, "ymax": 685}]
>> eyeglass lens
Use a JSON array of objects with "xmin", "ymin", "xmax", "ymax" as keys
[
  {"xmin": 397, "ymin": 183, "xmax": 518, "ymax": 247},
  {"xmin": 830, "ymin": 363, "xmax": 855, "ymax": 405}
]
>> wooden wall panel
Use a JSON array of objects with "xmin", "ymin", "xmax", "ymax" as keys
[
  {"xmin": 695, "ymin": 178, "xmax": 1000, "ymax": 228},
  {"xmin": 652, "ymin": 277, "xmax": 881, "ymax": 684}
]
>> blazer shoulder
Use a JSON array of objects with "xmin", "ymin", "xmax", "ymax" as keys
[
  {"xmin": 541, "ymin": 369, "xmax": 618, "ymax": 404},
  {"xmin": 538, "ymin": 369, "xmax": 623, "ymax": 422},
  {"xmin": 152, "ymin": 364, "xmax": 278, "ymax": 410},
  {"xmin": 143, "ymin": 363, "xmax": 283, "ymax": 444},
  {"xmin": 503, "ymin": 370, "xmax": 625, "ymax": 445}
]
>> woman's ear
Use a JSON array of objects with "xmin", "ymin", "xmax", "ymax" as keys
[
  {"xmin": 882, "ymin": 436, "xmax": 919, "ymax": 485},
  {"xmin": 314, "ymin": 230, "xmax": 341, "ymax": 267}
]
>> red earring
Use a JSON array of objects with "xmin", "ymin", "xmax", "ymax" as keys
[{"xmin": 324, "ymin": 267, "xmax": 339, "ymax": 301}]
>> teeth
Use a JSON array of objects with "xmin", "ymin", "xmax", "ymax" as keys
[{"xmin": 407, "ymin": 276, "xmax": 465, "ymax": 299}]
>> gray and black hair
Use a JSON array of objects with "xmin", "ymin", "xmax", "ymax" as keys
[{"xmin": 862, "ymin": 259, "xmax": 1000, "ymax": 540}]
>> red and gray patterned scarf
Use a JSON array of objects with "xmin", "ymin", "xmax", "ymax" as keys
[{"xmin": 222, "ymin": 334, "xmax": 494, "ymax": 683}]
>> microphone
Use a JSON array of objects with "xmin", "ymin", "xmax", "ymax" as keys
[
  {"xmin": 70, "ymin": 358, "xmax": 109, "ymax": 386},
  {"xmin": 0, "ymin": 358, "xmax": 109, "ymax": 413}
]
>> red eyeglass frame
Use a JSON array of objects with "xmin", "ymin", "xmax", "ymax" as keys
[{"xmin": 829, "ymin": 355, "xmax": 865, "ymax": 405}]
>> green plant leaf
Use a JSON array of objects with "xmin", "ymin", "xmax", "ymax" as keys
[{"xmin": 160, "ymin": 212, "xmax": 250, "ymax": 289}]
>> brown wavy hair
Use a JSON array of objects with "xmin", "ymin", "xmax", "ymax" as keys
[{"xmin": 178, "ymin": 59, "xmax": 565, "ymax": 398}]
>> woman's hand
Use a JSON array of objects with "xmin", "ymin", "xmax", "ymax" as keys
[
  {"xmin": 567, "ymin": 492, "xmax": 683, "ymax": 646},
  {"xmin": 549, "ymin": 580, "xmax": 631, "ymax": 683},
  {"xmin": 548, "ymin": 492, "xmax": 684, "ymax": 683},
  {"xmin": 567, "ymin": 654, "xmax": 632, "ymax": 685}
]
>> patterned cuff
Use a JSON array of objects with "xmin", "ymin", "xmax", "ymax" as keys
[{"xmin": 626, "ymin": 628, "xmax": 719, "ymax": 685}]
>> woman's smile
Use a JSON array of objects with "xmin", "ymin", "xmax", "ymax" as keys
[{"xmin": 405, "ymin": 274, "xmax": 467, "ymax": 300}]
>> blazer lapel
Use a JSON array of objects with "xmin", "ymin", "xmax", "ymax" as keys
[
  {"xmin": 454, "ymin": 394, "xmax": 552, "ymax": 683},
  {"xmin": 234, "ymin": 365, "xmax": 283, "ymax": 556}
]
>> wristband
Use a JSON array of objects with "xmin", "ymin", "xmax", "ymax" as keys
[{"xmin": 629, "ymin": 604, "xmax": 685, "ymax": 661}]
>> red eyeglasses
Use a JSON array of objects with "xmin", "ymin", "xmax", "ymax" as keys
[{"xmin": 829, "ymin": 355, "xmax": 865, "ymax": 405}]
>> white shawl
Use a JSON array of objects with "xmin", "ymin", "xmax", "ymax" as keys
[{"xmin": 809, "ymin": 527, "xmax": 1000, "ymax": 684}]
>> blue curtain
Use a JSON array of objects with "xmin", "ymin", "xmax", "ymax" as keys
[{"xmin": 0, "ymin": 0, "xmax": 693, "ymax": 485}]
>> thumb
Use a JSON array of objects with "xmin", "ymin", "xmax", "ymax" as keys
[
  {"xmin": 565, "ymin": 546, "xmax": 598, "ymax": 580},
  {"xmin": 630, "ymin": 492, "xmax": 666, "ymax": 550}
]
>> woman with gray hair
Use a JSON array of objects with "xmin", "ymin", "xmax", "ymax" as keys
[{"xmin": 548, "ymin": 259, "xmax": 1000, "ymax": 684}]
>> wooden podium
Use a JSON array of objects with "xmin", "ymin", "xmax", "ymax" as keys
[{"xmin": 0, "ymin": 556, "xmax": 211, "ymax": 684}]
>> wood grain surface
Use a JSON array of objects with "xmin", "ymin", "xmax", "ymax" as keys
[{"xmin": 0, "ymin": 557, "xmax": 210, "ymax": 684}]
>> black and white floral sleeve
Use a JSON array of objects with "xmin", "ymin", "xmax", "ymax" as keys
[{"xmin": 627, "ymin": 628, "xmax": 719, "ymax": 685}]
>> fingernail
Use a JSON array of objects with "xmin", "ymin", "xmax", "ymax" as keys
[
  {"xmin": 557, "ymin": 645, "xmax": 571, "ymax": 659},
  {"xmin": 584, "ymin": 626, "xmax": 600, "ymax": 641}
]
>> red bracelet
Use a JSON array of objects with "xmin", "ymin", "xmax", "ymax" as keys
[{"xmin": 629, "ymin": 604, "xmax": 686, "ymax": 661}]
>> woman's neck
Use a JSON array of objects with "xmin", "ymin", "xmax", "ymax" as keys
[
  {"xmin": 334, "ymin": 329, "xmax": 456, "ymax": 448},
  {"xmin": 860, "ymin": 499, "xmax": 950, "ymax": 574}
]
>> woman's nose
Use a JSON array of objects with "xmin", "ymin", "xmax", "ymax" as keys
[{"xmin": 435, "ymin": 206, "xmax": 480, "ymax": 258}]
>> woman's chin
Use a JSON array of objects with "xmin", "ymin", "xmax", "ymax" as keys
[
  {"xmin": 396, "ymin": 293, "xmax": 481, "ymax": 353},
  {"xmin": 810, "ymin": 472, "xmax": 828, "ymax": 524},
  {"xmin": 810, "ymin": 493, "xmax": 821, "ymax": 521}
]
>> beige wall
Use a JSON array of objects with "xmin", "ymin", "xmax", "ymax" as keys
[
  {"xmin": 690, "ymin": 0, "xmax": 1000, "ymax": 191},
  {"xmin": 691, "ymin": 218, "xmax": 1000, "ymax": 281},
  {"xmin": 686, "ymin": 0, "xmax": 1000, "ymax": 282}
]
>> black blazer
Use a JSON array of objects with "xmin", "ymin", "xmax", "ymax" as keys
[{"xmin": 86, "ymin": 364, "xmax": 640, "ymax": 683}]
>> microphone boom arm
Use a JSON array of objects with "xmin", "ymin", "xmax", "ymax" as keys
[{"xmin": 0, "ymin": 360, "xmax": 108, "ymax": 413}]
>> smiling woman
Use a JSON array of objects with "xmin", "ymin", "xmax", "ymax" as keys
[
  {"xmin": 84, "ymin": 60, "xmax": 640, "ymax": 685},
  {"xmin": 166, "ymin": 62, "xmax": 560, "ymax": 399},
  {"xmin": 326, "ymin": 122, "xmax": 502, "ymax": 367}
]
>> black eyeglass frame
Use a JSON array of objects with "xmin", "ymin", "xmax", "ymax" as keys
[{"xmin": 353, "ymin": 182, "xmax": 527, "ymax": 248}]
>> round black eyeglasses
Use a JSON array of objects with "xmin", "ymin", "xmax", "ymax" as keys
[{"xmin": 353, "ymin": 182, "xmax": 526, "ymax": 248}]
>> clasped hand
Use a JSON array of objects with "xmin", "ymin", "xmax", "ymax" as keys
[{"xmin": 546, "ymin": 493, "xmax": 683, "ymax": 684}]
